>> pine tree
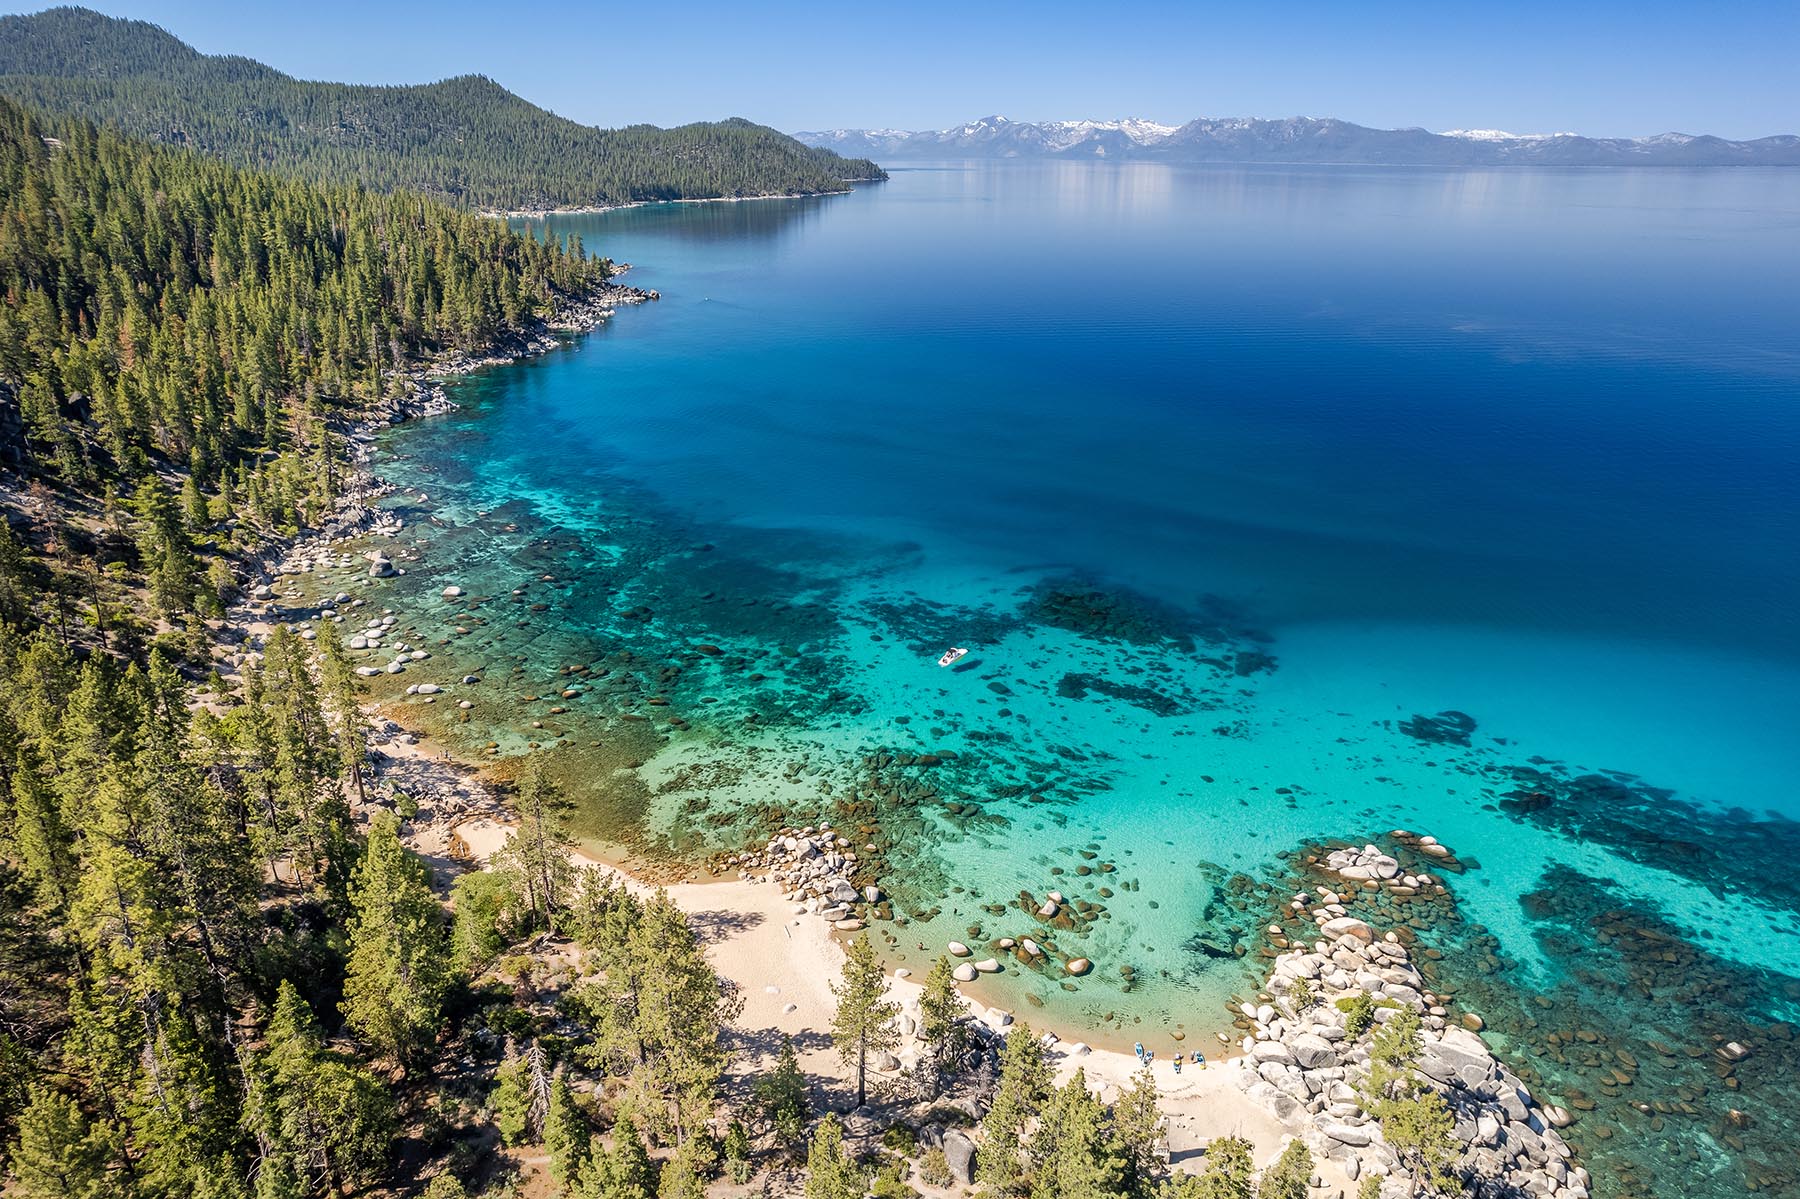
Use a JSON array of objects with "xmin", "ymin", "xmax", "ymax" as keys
[
  {"xmin": 7, "ymin": 1085, "xmax": 116, "ymax": 1199},
  {"xmin": 254, "ymin": 981, "xmax": 396, "ymax": 1195},
  {"xmin": 256, "ymin": 629, "xmax": 354, "ymax": 907},
  {"xmin": 802, "ymin": 1115, "xmax": 862, "ymax": 1199},
  {"xmin": 8, "ymin": 752, "xmax": 74, "ymax": 909},
  {"xmin": 1112, "ymin": 1066, "xmax": 1165, "ymax": 1194},
  {"xmin": 1372, "ymin": 1090, "xmax": 1459, "ymax": 1196},
  {"xmin": 1029, "ymin": 1070, "xmax": 1127, "ymax": 1199},
  {"xmin": 572, "ymin": 888, "xmax": 738, "ymax": 1146},
  {"xmin": 312, "ymin": 624, "xmax": 368, "ymax": 806},
  {"xmin": 493, "ymin": 752, "xmax": 575, "ymax": 931},
  {"xmin": 752, "ymin": 1035, "xmax": 809, "ymax": 1147},
  {"xmin": 829, "ymin": 933, "xmax": 898, "ymax": 1110},
  {"xmin": 656, "ymin": 1137, "xmax": 708, "ymax": 1199},
  {"xmin": 1357, "ymin": 1006, "xmax": 1459, "ymax": 1191},
  {"xmin": 340, "ymin": 813, "xmax": 450, "ymax": 1067},
  {"xmin": 0, "ymin": 518, "xmax": 34, "ymax": 624},
  {"xmin": 1186, "ymin": 1136, "xmax": 1254, "ymax": 1199},
  {"xmin": 917, "ymin": 954, "xmax": 968, "ymax": 1096},
  {"xmin": 545, "ymin": 1075, "xmax": 591, "ymax": 1192},
  {"xmin": 722, "ymin": 1120, "xmax": 753, "ymax": 1185},
  {"xmin": 1257, "ymin": 1140, "xmax": 1314, "ymax": 1199},
  {"xmin": 0, "ymin": 1030, "xmax": 36, "ymax": 1175},
  {"xmin": 577, "ymin": 1121, "xmax": 655, "ymax": 1199},
  {"xmin": 977, "ymin": 1023, "xmax": 1052, "ymax": 1194},
  {"xmin": 1364, "ymin": 1006, "xmax": 1425, "ymax": 1102},
  {"xmin": 489, "ymin": 1051, "xmax": 533, "ymax": 1148},
  {"xmin": 450, "ymin": 869, "xmax": 518, "ymax": 975}
]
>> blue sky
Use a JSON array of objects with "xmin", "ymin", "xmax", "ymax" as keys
[{"xmin": 8, "ymin": 0, "xmax": 1796, "ymax": 138}]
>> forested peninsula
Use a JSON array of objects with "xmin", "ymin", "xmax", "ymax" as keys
[{"xmin": 0, "ymin": 7, "xmax": 886, "ymax": 212}]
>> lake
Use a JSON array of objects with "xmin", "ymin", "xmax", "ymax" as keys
[{"xmin": 359, "ymin": 160, "xmax": 1800, "ymax": 1198}]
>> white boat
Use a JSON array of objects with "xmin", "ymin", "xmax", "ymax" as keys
[{"xmin": 937, "ymin": 647, "xmax": 970, "ymax": 667}]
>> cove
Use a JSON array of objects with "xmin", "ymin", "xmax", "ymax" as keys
[{"xmin": 332, "ymin": 161, "xmax": 1799, "ymax": 1199}]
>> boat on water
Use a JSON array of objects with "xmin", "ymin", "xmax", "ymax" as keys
[{"xmin": 937, "ymin": 647, "xmax": 970, "ymax": 667}]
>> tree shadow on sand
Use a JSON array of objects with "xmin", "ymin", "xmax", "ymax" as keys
[
  {"xmin": 685, "ymin": 907, "xmax": 768, "ymax": 944},
  {"xmin": 728, "ymin": 1025, "xmax": 834, "ymax": 1062}
]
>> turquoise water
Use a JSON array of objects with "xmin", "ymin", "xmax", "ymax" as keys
[{"xmin": 349, "ymin": 162, "xmax": 1800, "ymax": 1196}]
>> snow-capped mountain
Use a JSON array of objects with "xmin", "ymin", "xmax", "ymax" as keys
[
  {"xmin": 796, "ymin": 115, "xmax": 1179, "ymax": 159},
  {"xmin": 793, "ymin": 116, "xmax": 1800, "ymax": 167},
  {"xmin": 1440, "ymin": 128, "xmax": 1576, "ymax": 142}
]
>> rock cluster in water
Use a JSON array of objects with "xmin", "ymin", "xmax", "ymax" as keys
[
  {"xmin": 1319, "ymin": 841, "xmax": 1453, "ymax": 898},
  {"xmin": 1240, "ymin": 916, "xmax": 1586, "ymax": 1198}
]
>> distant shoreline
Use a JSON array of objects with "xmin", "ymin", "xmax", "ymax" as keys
[{"xmin": 481, "ymin": 183, "xmax": 870, "ymax": 221}]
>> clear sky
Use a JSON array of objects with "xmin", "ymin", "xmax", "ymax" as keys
[{"xmin": 6, "ymin": 0, "xmax": 1796, "ymax": 139}]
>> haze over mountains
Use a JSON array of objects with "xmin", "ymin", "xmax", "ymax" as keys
[
  {"xmin": 0, "ymin": 6, "xmax": 884, "ymax": 211},
  {"xmin": 796, "ymin": 114, "xmax": 1800, "ymax": 167}
]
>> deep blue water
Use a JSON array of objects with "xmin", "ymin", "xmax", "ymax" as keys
[
  {"xmin": 352, "ymin": 161, "xmax": 1800, "ymax": 1195},
  {"xmin": 517, "ymin": 164, "xmax": 1800, "ymax": 663}
]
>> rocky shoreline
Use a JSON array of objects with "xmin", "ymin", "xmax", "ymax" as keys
[
  {"xmin": 219, "ymin": 276, "xmax": 652, "ymax": 654},
  {"xmin": 1236, "ymin": 842, "xmax": 1589, "ymax": 1198},
  {"xmin": 480, "ymin": 190, "xmax": 855, "ymax": 220},
  {"xmin": 207, "ymin": 276, "xmax": 665, "ymax": 844}
]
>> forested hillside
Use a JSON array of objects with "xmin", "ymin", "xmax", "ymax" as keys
[
  {"xmin": 0, "ymin": 7, "xmax": 886, "ymax": 211},
  {"xmin": 0, "ymin": 91, "xmax": 609, "ymax": 655}
]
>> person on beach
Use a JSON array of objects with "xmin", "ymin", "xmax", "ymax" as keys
[
  {"xmin": 1173, "ymin": 1054, "xmax": 1182, "ymax": 1074},
  {"xmin": 1135, "ymin": 1041, "xmax": 1145, "ymax": 1062}
]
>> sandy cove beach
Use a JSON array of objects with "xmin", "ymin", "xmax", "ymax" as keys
[{"xmin": 448, "ymin": 815, "xmax": 1341, "ymax": 1184}]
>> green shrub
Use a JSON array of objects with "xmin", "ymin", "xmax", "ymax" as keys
[
  {"xmin": 869, "ymin": 1152, "xmax": 913, "ymax": 1199},
  {"xmin": 881, "ymin": 1124, "xmax": 918, "ymax": 1154},
  {"xmin": 919, "ymin": 1149, "xmax": 953, "ymax": 1188},
  {"xmin": 870, "ymin": 1175, "xmax": 914, "ymax": 1199},
  {"xmin": 1339, "ymin": 992, "xmax": 1378, "ymax": 1039},
  {"xmin": 422, "ymin": 1176, "xmax": 470, "ymax": 1199}
]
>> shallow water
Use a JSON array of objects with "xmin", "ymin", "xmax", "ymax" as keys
[{"xmin": 334, "ymin": 162, "xmax": 1799, "ymax": 1197}]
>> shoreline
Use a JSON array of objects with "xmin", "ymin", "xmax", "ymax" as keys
[
  {"xmin": 218, "ymin": 273, "xmax": 653, "ymax": 610},
  {"xmin": 444, "ymin": 809, "xmax": 1323, "ymax": 1178},
  {"xmin": 479, "ymin": 184, "xmax": 875, "ymax": 221},
  {"xmin": 221, "ymin": 292, "xmax": 1316, "ymax": 1167},
  {"xmin": 223, "ymin": 272, "xmax": 1598, "ymax": 1194},
  {"xmin": 218, "ymin": 285, "xmax": 1319, "ymax": 1082}
]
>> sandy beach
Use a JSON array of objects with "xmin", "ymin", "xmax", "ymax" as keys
[{"xmin": 449, "ymin": 816, "xmax": 1341, "ymax": 1183}]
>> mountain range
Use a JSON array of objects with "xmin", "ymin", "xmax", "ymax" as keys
[
  {"xmin": 795, "ymin": 114, "xmax": 1800, "ymax": 167},
  {"xmin": 0, "ymin": 6, "xmax": 885, "ymax": 211}
]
